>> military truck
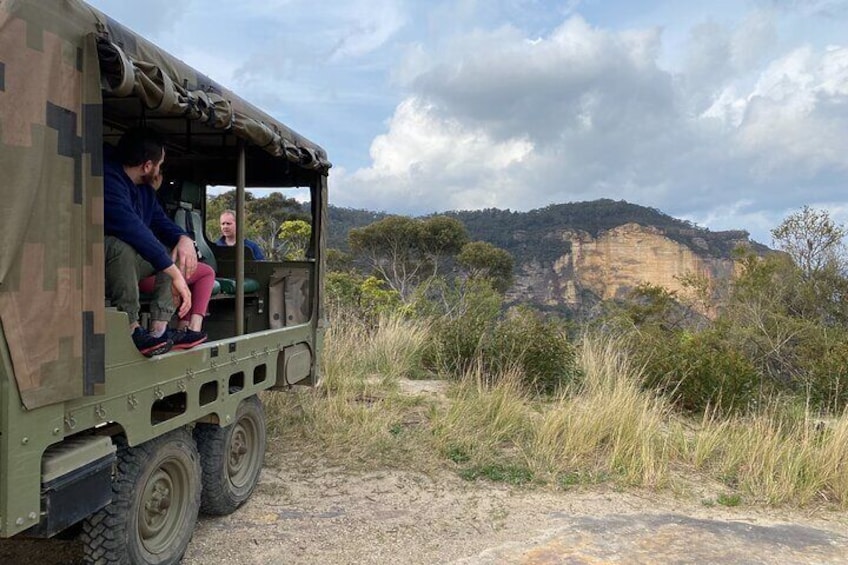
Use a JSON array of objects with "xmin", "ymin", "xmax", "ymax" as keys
[{"xmin": 0, "ymin": 1, "xmax": 330, "ymax": 562}]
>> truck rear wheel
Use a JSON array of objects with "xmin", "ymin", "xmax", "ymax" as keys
[
  {"xmin": 194, "ymin": 394, "xmax": 266, "ymax": 516},
  {"xmin": 80, "ymin": 429, "xmax": 201, "ymax": 565}
]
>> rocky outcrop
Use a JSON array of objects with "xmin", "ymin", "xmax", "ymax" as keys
[{"xmin": 509, "ymin": 223, "xmax": 740, "ymax": 309}]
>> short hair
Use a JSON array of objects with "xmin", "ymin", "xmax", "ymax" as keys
[
  {"xmin": 117, "ymin": 127, "xmax": 165, "ymax": 167},
  {"xmin": 220, "ymin": 210, "xmax": 236, "ymax": 220}
]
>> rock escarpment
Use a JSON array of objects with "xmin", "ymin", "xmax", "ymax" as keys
[{"xmin": 509, "ymin": 223, "xmax": 741, "ymax": 310}]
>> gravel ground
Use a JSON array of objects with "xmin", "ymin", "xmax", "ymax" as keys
[
  {"xmin": 2, "ymin": 452, "xmax": 847, "ymax": 564},
  {"xmin": 181, "ymin": 456, "xmax": 848, "ymax": 565}
]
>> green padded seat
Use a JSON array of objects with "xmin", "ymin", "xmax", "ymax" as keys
[{"xmin": 216, "ymin": 278, "xmax": 260, "ymax": 295}]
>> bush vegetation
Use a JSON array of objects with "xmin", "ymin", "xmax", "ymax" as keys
[
  {"xmin": 265, "ymin": 313, "xmax": 848, "ymax": 507},
  {"xmin": 262, "ymin": 204, "xmax": 848, "ymax": 509}
]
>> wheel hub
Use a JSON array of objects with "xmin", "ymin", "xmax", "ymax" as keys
[{"xmin": 228, "ymin": 425, "xmax": 251, "ymax": 478}]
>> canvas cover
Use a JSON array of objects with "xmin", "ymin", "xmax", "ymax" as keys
[{"xmin": 0, "ymin": 0, "xmax": 329, "ymax": 409}]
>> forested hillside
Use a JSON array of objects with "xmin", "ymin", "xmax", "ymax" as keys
[
  {"xmin": 329, "ymin": 199, "xmax": 769, "ymax": 262},
  {"xmin": 328, "ymin": 207, "xmax": 390, "ymax": 251},
  {"xmin": 449, "ymin": 200, "xmax": 769, "ymax": 261}
]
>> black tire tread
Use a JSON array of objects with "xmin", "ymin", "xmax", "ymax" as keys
[
  {"xmin": 80, "ymin": 429, "xmax": 200, "ymax": 565},
  {"xmin": 194, "ymin": 395, "xmax": 265, "ymax": 516}
]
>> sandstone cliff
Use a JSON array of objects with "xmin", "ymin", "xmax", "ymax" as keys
[{"xmin": 509, "ymin": 223, "xmax": 741, "ymax": 309}]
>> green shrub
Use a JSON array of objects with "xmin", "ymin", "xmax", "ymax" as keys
[
  {"xmin": 326, "ymin": 271, "xmax": 402, "ymax": 322},
  {"xmin": 633, "ymin": 327, "xmax": 763, "ymax": 414},
  {"xmin": 485, "ymin": 306, "xmax": 580, "ymax": 394},
  {"xmin": 800, "ymin": 334, "xmax": 848, "ymax": 412},
  {"xmin": 421, "ymin": 279, "xmax": 502, "ymax": 375},
  {"xmin": 423, "ymin": 284, "xmax": 578, "ymax": 393}
]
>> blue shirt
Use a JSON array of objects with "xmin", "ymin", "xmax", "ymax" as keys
[
  {"xmin": 215, "ymin": 236, "xmax": 266, "ymax": 260},
  {"xmin": 103, "ymin": 158, "xmax": 188, "ymax": 271}
]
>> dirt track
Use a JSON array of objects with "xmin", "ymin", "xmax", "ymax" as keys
[
  {"xmin": 5, "ymin": 448, "xmax": 847, "ymax": 564},
  {"xmin": 181, "ymin": 456, "xmax": 848, "ymax": 564}
]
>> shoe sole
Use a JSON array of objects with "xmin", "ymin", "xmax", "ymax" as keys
[
  {"xmin": 139, "ymin": 341, "xmax": 173, "ymax": 357},
  {"xmin": 171, "ymin": 336, "xmax": 208, "ymax": 350}
]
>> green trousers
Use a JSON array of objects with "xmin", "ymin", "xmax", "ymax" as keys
[{"xmin": 104, "ymin": 236, "xmax": 175, "ymax": 324}]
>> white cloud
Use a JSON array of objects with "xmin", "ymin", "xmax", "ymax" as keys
[
  {"xmin": 335, "ymin": 98, "xmax": 534, "ymax": 212},
  {"xmin": 721, "ymin": 45, "xmax": 848, "ymax": 177},
  {"xmin": 325, "ymin": 0, "xmax": 407, "ymax": 61},
  {"xmin": 334, "ymin": 11, "xmax": 848, "ymax": 242}
]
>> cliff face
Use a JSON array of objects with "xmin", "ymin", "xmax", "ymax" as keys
[{"xmin": 509, "ymin": 223, "xmax": 738, "ymax": 309}]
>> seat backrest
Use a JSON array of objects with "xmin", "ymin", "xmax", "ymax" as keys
[{"xmin": 174, "ymin": 203, "xmax": 217, "ymax": 272}]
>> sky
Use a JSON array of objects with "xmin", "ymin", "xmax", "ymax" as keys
[{"xmin": 87, "ymin": 0, "xmax": 848, "ymax": 244}]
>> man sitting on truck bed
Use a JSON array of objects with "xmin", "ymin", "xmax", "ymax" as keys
[
  {"xmin": 217, "ymin": 209, "xmax": 266, "ymax": 260},
  {"xmin": 104, "ymin": 127, "xmax": 212, "ymax": 356}
]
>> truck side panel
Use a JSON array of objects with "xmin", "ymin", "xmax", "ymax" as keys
[{"xmin": 0, "ymin": 2, "xmax": 106, "ymax": 410}]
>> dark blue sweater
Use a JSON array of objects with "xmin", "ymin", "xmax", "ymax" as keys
[
  {"xmin": 103, "ymin": 158, "xmax": 187, "ymax": 271},
  {"xmin": 215, "ymin": 236, "xmax": 266, "ymax": 260}
]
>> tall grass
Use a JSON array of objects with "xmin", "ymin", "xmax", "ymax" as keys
[
  {"xmin": 264, "ymin": 310, "xmax": 433, "ymax": 467},
  {"xmin": 686, "ymin": 404, "xmax": 848, "ymax": 506},
  {"xmin": 318, "ymin": 308, "xmax": 430, "ymax": 396},
  {"xmin": 527, "ymin": 334, "xmax": 672, "ymax": 487},
  {"xmin": 264, "ymin": 311, "xmax": 848, "ymax": 508},
  {"xmin": 430, "ymin": 363, "xmax": 532, "ymax": 465}
]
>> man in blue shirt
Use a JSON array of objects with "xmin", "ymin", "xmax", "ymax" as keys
[
  {"xmin": 216, "ymin": 210, "xmax": 266, "ymax": 260},
  {"xmin": 104, "ymin": 128, "xmax": 196, "ymax": 356}
]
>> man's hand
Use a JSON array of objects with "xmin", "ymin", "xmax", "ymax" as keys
[
  {"xmin": 172, "ymin": 235, "xmax": 198, "ymax": 280},
  {"xmin": 164, "ymin": 264, "xmax": 192, "ymax": 318},
  {"xmin": 150, "ymin": 171, "xmax": 164, "ymax": 191}
]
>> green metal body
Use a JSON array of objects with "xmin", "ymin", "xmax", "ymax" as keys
[{"xmin": 0, "ymin": 308, "xmax": 322, "ymax": 537}]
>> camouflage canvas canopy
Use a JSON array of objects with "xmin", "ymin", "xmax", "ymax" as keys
[{"xmin": 0, "ymin": 0, "xmax": 329, "ymax": 409}]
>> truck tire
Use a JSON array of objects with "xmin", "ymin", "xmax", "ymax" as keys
[
  {"xmin": 194, "ymin": 394, "xmax": 266, "ymax": 516},
  {"xmin": 80, "ymin": 429, "xmax": 202, "ymax": 565}
]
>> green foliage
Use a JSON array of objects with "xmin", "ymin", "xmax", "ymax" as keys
[
  {"xmin": 459, "ymin": 463, "xmax": 533, "ymax": 485},
  {"xmin": 632, "ymin": 327, "xmax": 763, "ymax": 414},
  {"xmin": 721, "ymin": 250, "xmax": 848, "ymax": 404},
  {"xmin": 716, "ymin": 493, "xmax": 743, "ymax": 507},
  {"xmin": 326, "ymin": 272, "xmax": 402, "ymax": 320},
  {"xmin": 457, "ymin": 241, "xmax": 515, "ymax": 293},
  {"xmin": 327, "ymin": 207, "xmax": 390, "ymax": 252},
  {"xmin": 486, "ymin": 306, "xmax": 579, "ymax": 394},
  {"xmin": 771, "ymin": 205, "xmax": 847, "ymax": 278},
  {"xmin": 421, "ymin": 281, "xmax": 578, "ymax": 393},
  {"xmin": 444, "ymin": 445, "xmax": 471, "ymax": 464},
  {"xmin": 326, "ymin": 248, "xmax": 354, "ymax": 272},
  {"xmin": 349, "ymin": 215, "xmax": 468, "ymax": 299},
  {"xmin": 795, "ymin": 330, "xmax": 848, "ymax": 412},
  {"xmin": 277, "ymin": 219, "xmax": 311, "ymax": 260},
  {"xmin": 419, "ymin": 216, "xmax": 469, "ymax": 258},
  {"xmin": 617, "ymin": 282, "xmax": 689, "ymax": 330},
  {"xmin": 422, "ymin": 279, "xmax": 502, "ymax": 376}
]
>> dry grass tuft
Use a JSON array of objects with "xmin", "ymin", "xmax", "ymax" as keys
[
  {"xmin": 527, "ymin": 333, "xmax": 672, "ymax": 487},
  {"xmin": 687, "ymin": 404, "xmax": 848, "ymax": 506},
  {"xmin": 430, "ymin": 363, "xmax": 532, "ymax": 465}
]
